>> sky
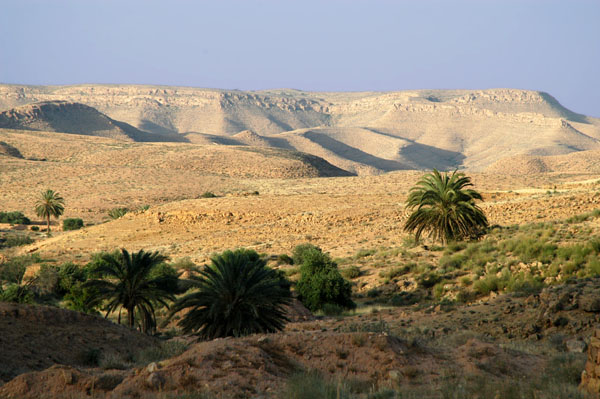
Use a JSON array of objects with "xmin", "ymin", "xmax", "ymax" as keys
[{"xmin": 0, "ymin": 0, "xmax": 598, "ymax": 116}]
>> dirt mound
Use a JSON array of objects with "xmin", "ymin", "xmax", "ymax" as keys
[
  {"xmin": 0, "ymin": 303, "xmax": 158, "ymax": 382},
  {"xmin": 233, "ymin": 129, "xmax": 271, "ymax": 147},
  {"xmin": 0, "ymin": 101, "xmax": 185, "ymax": 142},
  {"xmin": 0, "ymin": 365, "xmax": 126, "ymax": 399},
  {"xmin": 0, "ymin": 141, "xmax": 23, "ymax": 158},
  {"xmin": 487, "ymin": 149, "xmax": 600, "ymax": 174},
  {"xmin": 0, "ymin": 327, "xmax": 545, "ymax": 399}
]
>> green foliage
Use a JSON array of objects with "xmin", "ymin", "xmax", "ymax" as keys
[
  {"xmin": 292, "ymin": 243, "xmax": 322, "ymax": 265},
  {"xmin": 404, "ymin": 169, "xmax": 488, "ymax": 243},
  {"xmin": 34, "ymin": 263, "xmax": 60, "ymax": 295},
  {"xmin": 62, "ymin": 218, "xmax": 84, "ymax": 231},
  {"xmin": 35, "ymin": 189, "xmax": 65, "ymax": 235},
  {"xmin": 63, "ymin": 282, "xmax": 100, "ymax": 314},
  {"xmin": 389, "ymin": 291, "xmax": 421, "ymax": 306},
  {"xmin": 57, "ymin": 262, "xmax": 88, "ymax": 295},
  {"xmin": 30, "ymin": 226, "xmax": 39, "ymax": 231},
  {"xmin": 354, "ymin": 248, "xmax": 376, "ymax": 259},
  {"xmin": 170, "ymin": 249, "xmax": 292, "ymax": 339},
  {"xmin": 84, "ymin": 249, "xmax": 177, "ymax": 333},
  {"xmin": 295, "ymin": 246, "xmax": 355, "ymax": 312},
  {"xmin": 277, "ymin": 254, "xmax": 294, "ymax": 265},
  {"xmin": 108, "ymin": 207, "xmax": 129, "ymax": 220},
  {"xmin": 416, "ymin": 271, "xmax": 442, "ymax": 289},
  {"xmin": 473, "ymin": 274, "xmax": 504, "ymax": 295},
  {"xmin": 0, "ymin": 283, "xmax": 34, "ymax": 303},
  {"xmin": 0, "ymin": 234, "xmax": 33, "ymax": 248},
  {"xmin": 199, "ymin": 191, "xmax": 218, "ymax": 198},
  {"xmin": 0, "ymin": 255, "xmax": 40, "ymax": 284},
  {"xmin": 341, "ymin": 265, "xmax": 361, "ymax": 279},
  {"xmin": 0, "ymin": 211, "xmax": 30, "ymax": 224}
]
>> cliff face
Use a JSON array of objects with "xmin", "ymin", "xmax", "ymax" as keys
[{"xmin": 1, "ymin": 84, "xmax": 599, "ymax": 173}]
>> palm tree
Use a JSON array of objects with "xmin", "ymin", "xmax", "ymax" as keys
[
  {"xmin": 170, "ymin": 249, "xmax": 292, "ymax": 339},
  {"xmin": 84, "ymin": 249, "xmax": 178, "ymax": 333},
  {"xmin": 404, "ymin": 169, "xmax": 488, "ymax": 244},
  {"xmin": 35, "ymin": 189, "xmax": 65, "ymax": 236}
]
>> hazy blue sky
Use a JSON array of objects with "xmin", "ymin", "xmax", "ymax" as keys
[{"xmin": 0, "ymin": 0, "xmax": 598, "ymax": 116}]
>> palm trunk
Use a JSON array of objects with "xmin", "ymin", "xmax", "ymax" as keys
[
  {"xmin": 127, "ymin": 307, "xmax": 134, "ymax": 329},
  {"xmin": 46, "ymin": 214, "xmax": 51, "ymax": 236}
]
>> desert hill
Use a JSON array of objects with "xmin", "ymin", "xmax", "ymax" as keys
[
  {"xmin": 1, "ymin": 84, "xmax": 599, "ymax": 173},
  {"xmin": 486, "ymin": 149, "xmax": 600, "ymax": 174},
  {"xmin": 0, "ymin": 101, "xmax": 188, "ymax": 142},
  {"xmin": 0, "ymin": 129, "xmax": 352, "ymax": 225}
]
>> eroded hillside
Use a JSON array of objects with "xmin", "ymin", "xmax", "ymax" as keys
[{"xmin": 2, "ymin": 85, "xmax": 599, "ymax": 173}]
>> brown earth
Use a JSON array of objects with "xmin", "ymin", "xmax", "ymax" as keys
[
  {"xmin": 0, "ymin": 303, "xmax": 158, "ymax": 383},
  {"xmin": 3, "ymin": 277, "xmax": 598, "ymax": 398}
]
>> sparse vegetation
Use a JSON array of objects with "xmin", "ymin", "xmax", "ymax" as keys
[{"xmin": 0, "ymin": 234, "xmax": 33, "ymax": 248}]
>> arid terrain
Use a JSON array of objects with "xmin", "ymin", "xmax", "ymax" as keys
[{"xmin": 1, "ymin": 85, "xmax": 600, "ymax": 398}]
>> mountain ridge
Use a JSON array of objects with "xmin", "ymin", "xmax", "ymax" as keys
[{"xmin": 1, "ymin": 84, "xmax": 599, "ymax": 174}]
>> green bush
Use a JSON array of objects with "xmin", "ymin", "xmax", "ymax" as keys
[
  {"xmin": 295, "ymin": 246, "xmax": 355, "ymax": 312},
  {"xmin": 56, "ymin": 262, "xmax": 88, "ymax": 294},
  {"xmin": 63, "ymin": 218, "xmax": 84, "ymax": 231},
  {"xmin": 0, "ymin": 211, "xmax": 30, "ymax": 225},
  {"xmin": 0, "ymin": 255, "xmax": 40, "ymax": 284},
  {"xmin": 30, "ymin": 226, "xmax": 39, "ymax": 231},
  {"xmin": 277, "ymin": 254, "xmax": 294, "ymax": 265},
  {"xmin": 416, "ymin": 272, "xmax": 442, "ymax": 289},
  {"xmin": 292, "ymin": 243, "xmax": 322, "ymax": 266},
  {"xmin": 34, "ymin": 264, "xmax": 60, "ymax": 295},
  {"xmin": 0, "ymin": 234, "xmax": 33, "ymax": 248},
  {"xmin": 0, "ymin": 283, "xmax": 34, "ymax": 303},
  {"xmin": 341, "ymin": 265, "xmax": 361, "ymax": 279},
  {"xmin": 108, "ymin": 207, "xmax": 129, "ymax": 220},
  {"xmin": 199, "ymin": 192, "xmax": 218, "ymax": 198},
  {"xmin": 389, "ymin": 291, "xmax": 421, "ymax": 306},
  {"xmin": 63, "ymin": 282, "xmax": 99, "ymax": 314}
]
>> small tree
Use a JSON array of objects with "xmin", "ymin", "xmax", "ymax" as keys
[
  {"xmin": 404, "ymin": 169, "xmax": 488, "ymax": 244},
  {"xmin": 35, "ymin": 189, "xmax": 65, "ymax": 236},
  {"xmin": 84, "ymin": 249, "xmax": 178, "ymax": 333},
  {"xmin": 295, "ymin": 244, "xmax": 355, "ymax": 312}
]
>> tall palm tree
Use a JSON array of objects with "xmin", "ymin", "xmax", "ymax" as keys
[
  {"xmin": 170, "ymin": 249, "xmax": 292, "ymax": 339},
  {"xmin": 35, "ymin": 189, "xmax": 65, "ymax": 236},
  {"xmin": 404, "ymin": 169, "xmax": 488, "ymax": 244},
  {"xmin": 84, "ymin": 249, "xmax": 178, "ymax": 333}
]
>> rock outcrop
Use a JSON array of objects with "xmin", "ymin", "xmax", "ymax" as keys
[{"xmin": 581, "ymin": 329, "xmax": 600, "ymax": 397}]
